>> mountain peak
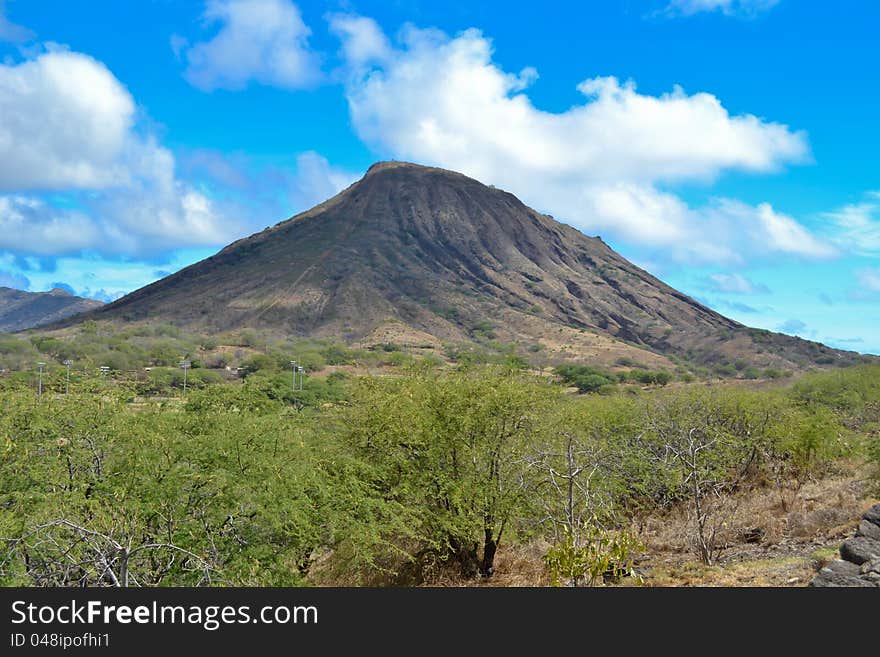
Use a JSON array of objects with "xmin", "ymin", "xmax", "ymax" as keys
[
  {"xmin": 364, "ymin": 160, "xmax": 420, "ymax": 175},
  {"xmin": 73, "ymin": 162, "xmax": 860, "ymax": 371},
  {"xmin": 0, "ymin": 287, "xmax": 103, "ymax": 332},
  {"xmin": 362, "ymin": 160, "xmax": 471, "ymax": 181}
]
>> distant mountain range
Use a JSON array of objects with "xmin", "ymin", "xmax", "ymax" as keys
[
  {"xmin": 64, "ymin": 161, "xmax": 863, "ymax": 370},
  {"xmin": 0, "ymin": 287, "xmax": 103, "ymax": 333}
]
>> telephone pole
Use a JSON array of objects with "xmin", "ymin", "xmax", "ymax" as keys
[
  {"xmin": 179, "ymin": 359, "xmax": 190, "ymax": 397},
  {"xmin": 37, "ymin": 362, "xmax": 46, "ymax": 401},
  {"xmin": 63, "ymin": 360, "xmax": 72, "ymax": 394}
]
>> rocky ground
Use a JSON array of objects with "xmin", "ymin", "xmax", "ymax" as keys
[{"xmin": 809, "ymin": 503, "xmax": 880, "ymax": 587}]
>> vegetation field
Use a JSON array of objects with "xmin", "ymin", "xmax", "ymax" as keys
[{"xmin": 1, "ymin": 325, "xmax": 878, "ymax": 587}]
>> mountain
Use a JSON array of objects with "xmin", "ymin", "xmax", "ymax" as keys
[
  {"xmin": 73, "ymin": 161, "xmax": 862, "ymax": 369},
  {"xmin": 0, "ymin": 287, "xmax": 104, "ymax": 333}
]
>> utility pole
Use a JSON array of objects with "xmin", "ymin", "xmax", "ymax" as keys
[
  {"xmin": 180, "ymin": 359, "xmax": 190, "ymax": 396},
  {"xmin": 289, "ymin": 360, "xmax": 298, "ymax": 394},
  {"xmin": 37, "ymin": 362, "xmax": 46, "ymax": 401},
  {"xmin": 63, "ymin": 359, "xmax": 72, "ymax": 394},
  {"xmin": 298, "ymin": 366, "xmax": 304, "ymax": 392},
  {"xmin": 100, "ymin": 365, "xmax": 110, "ymax": 382}
]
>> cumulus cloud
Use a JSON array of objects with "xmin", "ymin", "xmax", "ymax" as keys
[
  {"xmin": 286, "ymin": 151, "xmax": 359, "ymax": 210},
  {"xmin": 0, "ymin": 196, "xmax": 102, "ymax": 255},
  {"xmin": 343, "ymin": 28, "xmax": 808, "ymax": 185},
  {"xmin": 181, "ymin": 0, "xmax": 321, "ymax": 91},
  {"xmin": 328, "ymin": 14, "xmax": 392, "ymax": 68},
  {"xmin": 0, "ymin": 49, "xmax": 135, "ymax": 191},
  {"xmin": 660, "ymin": 0, "xmax": 780, "ymax": 18},
  {"xmin": 706, "ymin": 272, "xmax": 770, "ymax": 294},
  {"xmin": 0, "ymin": 1, "xmax": 33, "ymax": 43},
  {"xmin": 335, "ymin": 21, "xmax": 826, "ymax": 264},
  {"xmin": 0, "ymin": 187, "xmax": 236, "ymax": 259},
  {"xmin": 0, "ymin": 46, "xmax": 244, "ymax": 258}
]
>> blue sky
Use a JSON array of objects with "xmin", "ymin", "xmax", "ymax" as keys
[{"xmin": 0, "ymin": 0, "xmax": 878, "ymax": 352}]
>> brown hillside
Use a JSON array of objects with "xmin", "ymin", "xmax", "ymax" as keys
[{"xmin": 73, "ymin": 162, "xmax": 863, "ymax": 369}]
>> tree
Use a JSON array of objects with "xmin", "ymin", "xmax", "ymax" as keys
[
  {"xmin": 340, "ymin": 365, "xmax": 557, "ymax": 578},
  {"xmin": 639, "ymin": 388, "xmax": 776, "ymax": 564},
  {"xmin": 527, "ymin": 399, "xmax": 642, "ymax": 585}
]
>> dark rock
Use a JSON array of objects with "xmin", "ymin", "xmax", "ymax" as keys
[
  {"xmin": 821, "ymin": 560, "xmax": 861, "ymax": 577},
  {"xmin": 809, "ymin": 571, "xmax": 876, "ymax": 587},
  {"xmin": 863, "ymin": 505, "xmax": 880, "ymax": 528},
  {"xmin": 840, "ymin": 536, "xmax": 880, "ymax": 565},
  {"xmin": 857, "ymin": 518, "xmax": 880, "ymax": 541}
]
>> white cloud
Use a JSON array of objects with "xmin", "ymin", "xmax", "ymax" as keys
[
  {"xmin": 0, "ymin": 196, "xmax": 102, "ymax": 255},
  {"xmin": 661, "ymin": 0, "xmax": 780, "ymax": 18},
  {"xmin": 89, "ymin": 145, "xmax": 240, "ymax": 254},
  {"xmin": 582, "ymin": 190, "xmax": 833, "ymax": 263},
  {"xmin": 336, "ymin": 22, "xmax": 826, "ymax": 264},
  {"xmin": 749, "ymin": 201, "xmax": 835, "ymax": 258},
  {"xmin": 286, "ymin": 151, "xmax": 359, "ymax": 210},
  {"xmin": 707, "ymin": 272, "xmax": 769, "ymax": 294},
  {"xmin": 0, "ymin": 49, "xmax": 135, "ymax": 191},
  {"xmin": 181, "ymin": 0, "xmax": 320, "ymax": 91},
  {"xmin": 328, "ymin": 14, "xmax": 392, "ymax": 68},
  {"xmin": 0, "ymin": 1, "xmax": 33, "ymax": 43},
  {"xmin": 0, "ymin": 46, "xmax": 244, "ymax": 258},
  {"xmin": 182, "ymin": 148, "xmax": 359, "ymax": 217},
  {"xmin": 824, "ymin": 192, "xmax": 880, "ymax": 257},
  {"xmin": 0, "ymin": 184, "xmax": 235, "ymax": 259},
  {"xmin": 344, "ymin": 28, "xmax": 808, "ymax": 186}
]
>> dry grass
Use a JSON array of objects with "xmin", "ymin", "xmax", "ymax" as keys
[
  {"xmin": 308, "ymin": 460, "xmax": 876, "ymax": 587},
  {"xmin": 414, "ymin": 462, "xmax": 878, "ymax": 588}
]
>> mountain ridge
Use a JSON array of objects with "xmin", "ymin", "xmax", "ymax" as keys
[
  {"xmin": 65, "ymin": 161, "xmax": 862, "ymax": 369},
  {"xmin": 0, "ymin": 287, "xmax": 103, "ymax": 333}
]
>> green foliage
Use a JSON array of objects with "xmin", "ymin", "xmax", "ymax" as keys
[
  {"xmin": 555, "ymin": 364, "xmax": 671, "ymax": 392},
  {"xmin": 338, "ymin": 365, "xmax": 558, "ymax": 577},
  {"xmin": 1, "ymin": 353, "xmax": 876, "ymax": 586},
  {"xmin": 470, "ymin": 320, "xmax": 497, "ymax": 341},
  {"xmin": 743, "ymin": 367, "xmax": 761, "ymax": 380},
  {"xmin": 554, "ymin": 365, "xmax": 616, "ymax": 392},
  {"xmin": 544, "ymin": 529, "xmax": 642, "ymax": 587},
  {"xmin": 0, "ymin": 388, "xmax": 335, "ymax": 586},
  {"xmin": 239, "ymin": 353, "xmax": 276, "ymax": 375},
  {"xmin": 322, "ymin": 344, "xmax": 356, "ymax": 366},
  {"xmin": 623, "ymin": 369, "xmax": 672, "ymax": 386},
  {"xmin": 790, "ymin": 364, "xmax": 880, "ymax": 423},
  {"xmin": 763, "ymin": 367, "xmax": 791, "ymax": 380}
]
